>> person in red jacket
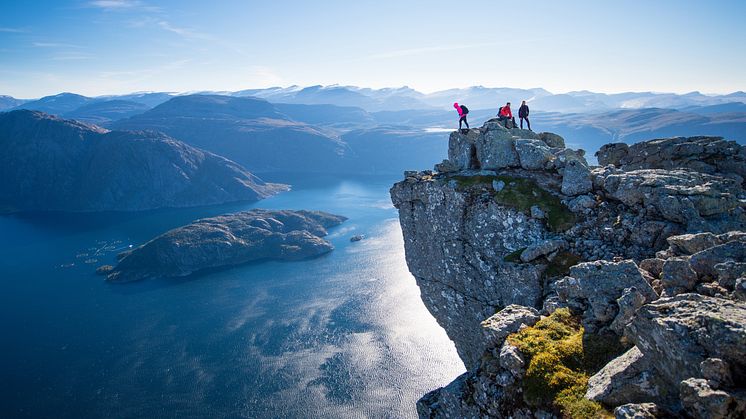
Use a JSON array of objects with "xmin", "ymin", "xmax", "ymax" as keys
[
  {"xmin": 454, "ymin": 102, "xmax": 469, "ymax": 132},
  {"xmin": 497, "ymin": 102, "xmax": 517, "ymax": 128}
]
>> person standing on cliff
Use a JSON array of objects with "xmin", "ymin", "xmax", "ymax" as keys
[
  {"xmin": 454, "ymin": 102, "xmax": 469, "ymax": 132},
  {"xmin": 519, "ymin": 100, "xmax": 531, "ymax": 131},
  {"xmin": 497, "ymin": 102, "xmax": 517, "ymax": 128}
]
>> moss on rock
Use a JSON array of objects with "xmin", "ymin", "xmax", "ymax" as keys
[{"xmin": 507, "ymin": 308, "xmax": 616, "ymax": 419}]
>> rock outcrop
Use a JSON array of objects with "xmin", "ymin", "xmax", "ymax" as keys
[
  {"xmin": 106, "ymin": 209, "xmax": 346, "ymax": 282},
  {"xmin": 390, "ymin": 120, "xmax": 746, "ymax": 418},
  {"xmin": 0, "ymin": 110, "xmax": 286, "ymax": 212}
]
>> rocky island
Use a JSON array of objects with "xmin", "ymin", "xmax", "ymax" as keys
[
  {"xmin": 106, "ymin": 209, "xmax": 346, "ymax": 282},
  {"xmin": 390, "ymin": 119, "xmax": 746, "ymax": 418},
  {"xmin": 0, "ymin": 110, "xmax": 287, "ymax": 212}
]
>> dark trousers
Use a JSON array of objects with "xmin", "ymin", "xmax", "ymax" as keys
[
  {"xmin": 459, "ymin": 115, "xmax": 469, "ymax": 129},
  {"xmin": 520, "ymin": 116, "xmax": 531, "ymax": 130}
]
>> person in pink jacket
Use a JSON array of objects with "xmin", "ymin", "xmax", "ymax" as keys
[{"xmin": 454, "ymin": 102, "xmax": 469, "ymax": 131}]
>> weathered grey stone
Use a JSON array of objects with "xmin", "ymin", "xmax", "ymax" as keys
[
  {"xmin": 556, "ymin": 260, "xmax": 657, "ymax": 325},
  {"xmin": 434, "ymin": 159, "xmax": 459, "ymax": 173},
  {"xmin": 610, "ymin": 287, "xmax": 647, "ymax": 335},
  {"xmin": 696, "ymin": 281, "xmax": 729, "ymax": 298},
  {"xmin": 499, "ymin": 342, "xmax": 525, "ymax": 378},
  {"xmin": 680, "ymin": 378, "xmax": 746, "ymax": 419},
  {"xmin": 561, "ymin": 158, "xmax": 593, "ymax": 196},
  {"xmin": 667, "ymin": 232, "xmax": 721, "ymax": 255},
  {"xmin": 639, "ymin": 258, "xmax": 665, "ymax": 278},
  {"xmin": 596, "ymin": 143, "xmax": 630, "ymax": 167},
  {"xmin": 108, "ymin": 210, "xmax": 346, "ymax": 282},
  {"xmin": 660, "ymin": 257, "xmax": 698, "ymax": 296},
  {"xmin": 586, "ymin": 346, "xmax": 663, "ymax": 406},
  {"xmin": 700, "ymin": 358, "xmax": 734, "ymax": 388},
  {"xmin": 627, "ymin": 294, "xmax": 746, "ymax": 387},
  {"xmin": 481, "ymin": 305, "xmax": 540, "ymax": 352},
  {"xmin": 478, "ymin": 129, "xmax": 520, "ymax": 170},
  {"xmin": 514, "ymin": 139, "xmax": 554, "ymax": 170},
  {"xmin": 613, "ymin": 403, "xmax": 659, "ymax": 419},
  {"xmin": 520, "ymin": 239, "xmax": 567, "ymax": 262},
  {"xmin": 734, "ymin": 277, "xmax": 746, "ymax": 301},
  {"xmin": 690, "ymin": 239, "xmax": 746, "ymax": 280},
  {"xmin": 530, "ymin": 205, "xmax": 545, "ymax": 219},
  {"xmin": 537, "ymin": 132, "xmax": 565, "ymax": 148},
  {"xmin": 566, "ymin": 194, "xmax": 596, "ymax": 213},
  {"xmin": 715, "ymin": 261, "xmax": 746, "ymax": 289},
  {"xmin": 601, "ymin": 169, "xmax": 743, "ymax": 226}
]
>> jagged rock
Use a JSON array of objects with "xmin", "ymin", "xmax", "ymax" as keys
[
  {"xmin": 95, "ymin": 265, "xmax": 114, "ymax": 275},
  {"xmin": 626, "ymin": 294, "xmax": 746, "ymax": 388},
  {"xmin": 610, "ymin": 287, "xmax": 647, "ymax": 335},
  {"xmin": 679, "ymin": 378, "xmax": 746, "ymax": 419},
  {"xmin": 613, "ymin": 402, "xmax": 659, "ymax": 419},
  {"xmin": 715, "ymin": 261, "xmax": 746, "ymax": 289},
  {"xmin": 600, "ymin": 136, "xmax": 746, "ymax": 184},
  {"xmin": 701, "ymin": 358, "xmax": 734, "ymax": 388},
  {"xmin": 639, "ymin": 258, "xmax": 665, "ymax": 278},
  {"xmin": 416, "ymin": 372, "xmax": 483, "ymax": 419},
  {"xmin": 498, "ymin": 342, "xmax": 525, "ymax": 378},
  {"xmin": 434, "ymin": 158, "xmax": 459, "ymax": 173},
  {"xmin": 514, "ymin": 139, "xmax": 554, "ymax": 170},
  {"xmin": 561, "ymin": 158, "xmax": 593, "ymax": 196},
  {"xmin": 690, "ymin": 239, "xmax": 746, "ymax": 279},
  {"xmin": 537, "ymin": 132, "xmax": 565, "ymax": 148},
  {"xmin": 556, "ymin": 260, "xmax": 657, "ymax": 326},
  {"xmin": 481, "ymin": 305, "xmax": 540, "ymax": 352},
  {"xmin": 597, "ymin": 143, "xmax": 630, "ymax": 167},
  {"xmin": 520, "ymin": 239, "xmax": 567, "ymax": 262},
  {"xmin": 601, "ymin": 169, "xmax": 743, "ymax": 227},
  {"xmin": 696, "ymin": 281, "xmax": 729, "ymax": 298},
  {"xmin": 587, "ymin": 347, "xmax": 663, "ymax": 407},
  {"xmin": 107, "ymin": 210, "xmax": 346, "ymax": 282},
  {"xmin": 566, "ymin": 194, "xmax": 596, "ymax": 213},
  {"xmin": 667, "ymin": 232, "xmax": 721, "ymax": 255},
  {"xmin": 660, "ymin": 257, "xmax": 698, "ymax": 296}
]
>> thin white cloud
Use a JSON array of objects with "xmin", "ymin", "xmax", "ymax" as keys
[
  {"xmin": 0, "ymin": 27, "xmax": 26, "ymax": 33},
  {"xmin": 157, "ymin": 21, "xmax": 214, "ymax": 40},
  {"xmin": 33, "ymin": 42, "xmax": 84, "ymax": 48},
  {"xmin": 50, "ymin": 52, "xmax": 95, "ymax": 61},
  {"xmin": 88, "ymin": 0, "xmax": 161, "ymax": 12}
]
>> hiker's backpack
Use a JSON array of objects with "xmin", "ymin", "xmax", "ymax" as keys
[
  {"xmin": 497, "ymin": 107, "xmax": 503, "ymax": 116},
  {"xmin": 460, "ymin": 105, "xmax": 469, "ymax": 115}
]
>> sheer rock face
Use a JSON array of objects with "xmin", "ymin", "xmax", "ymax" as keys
[
  {"xmin": 0, "ymin": 110, "xmax": 286, "ymax": 212},
  {"xmin": 390, "ymin": 120, "xmax": 746, "ymax": 418},
  {"xmin": 107, "ymin": 210, "xmax": 346, "ymax": 282}
]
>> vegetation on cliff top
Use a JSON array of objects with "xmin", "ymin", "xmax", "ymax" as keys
[
  {"xmin": 451, "ymin": 174, "xmax": 575, "ymax": 232},
  {"xmin": 507, "ymin": 308, "xmax": 623, "ymax": 419}
]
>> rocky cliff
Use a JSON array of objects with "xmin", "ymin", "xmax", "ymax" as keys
[
  {"xmin": 0, "ymin": 110, "xmax": 286, "ymax": 212},
  {"xmin": 390, "ymin": 119, "xmax": 746, "ymax": 418}
]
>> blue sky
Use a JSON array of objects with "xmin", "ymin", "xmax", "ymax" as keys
[{"xmin": 1, "ymin": 0, "xmax": 745, "ymax": 98}]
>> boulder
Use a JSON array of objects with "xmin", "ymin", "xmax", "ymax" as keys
[
  {"xmin": 610, "ymin": 287, "xmax": 647, "ymax": 335},
  {"xmin": 514, "ymin": 139, "xmax": 554, "ymax": 170},
  {"xmin": 700, "ymin": 358, "xmax": 734, "ymax": 388},
  {"xmin": 690, "ymin": 239, "xmax": 746, "ymax": 279},
  {"xmin": 586, "ymin": 346, "xmax": 664, "ymax": 406},
  {"xmin": 626, "ymin": 294, "xmax": 746, "ymax": 387},
  {"xmin": 481, "ymin": 305, "xmax": 540, "ymax": 351},
  {"xmin": 613, "ymin": 403, "xmax": 659, "ymax": 419},
  {"xmin": 680, "ymin": 378, "xmax": 746, "ymax": 419},
  {"xmin": 667, "ymin": 232, "xmax": 721, "ymax": 255},
  {"xmin": 715, "ymin": 261, "xmax": 746, "ymax": 289},
  {"xmin": 561, "ymin": 157, "xmax": 593, "ymax": 196},
  {"xmin": 556, "ymin": 260, "xmax": 658, "ymax": 325},
  {"xmin": 498, "ymin": 341, "xmax": 525, "ymax": 378},
  {"xmin": 660, "ymin": 257, "xmax": 698, "ymax": 296},
  {"xmin": 520, "ymin": 239, "xmax": 567, "ymax": 262},
  {"xmin": 537, "ymin": 132, "xmax": 565, "ymax": 148}
]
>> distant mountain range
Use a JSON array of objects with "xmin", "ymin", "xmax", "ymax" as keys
[
  {"xmin": 0, "ymin": 110, "xmax": 285, "ymax": 212},
  {"xmin": 2, "ymin": 86, "xmax": 744, "ymax": 176}
]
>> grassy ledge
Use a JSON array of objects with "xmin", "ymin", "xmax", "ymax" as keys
[{"xmin": 507, "ymin": 308, "xmax": 624, "ymax": 419}]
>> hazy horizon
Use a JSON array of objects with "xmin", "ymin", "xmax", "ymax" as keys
[{"xmin": 2, "ymin": 0, "xmax": 745, "ymax": 98}]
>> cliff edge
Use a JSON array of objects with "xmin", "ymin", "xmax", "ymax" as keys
[{"xmin": 390, "ymin": 119, "xmax": 746, "ymax": 418}]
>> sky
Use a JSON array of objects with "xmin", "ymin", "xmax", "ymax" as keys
[{"xmin": 1, "ymin": 0, "xmax": 745, "ymax": 98}]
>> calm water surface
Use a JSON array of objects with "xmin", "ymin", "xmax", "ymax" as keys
[{"xmin": 0, "ymin": 175, "xmax": 464, "ymax": 419}]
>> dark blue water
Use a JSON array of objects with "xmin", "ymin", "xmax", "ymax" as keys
[{"xmin": 0, "ymin": 175, "xmax": 464, "ymax": 419}]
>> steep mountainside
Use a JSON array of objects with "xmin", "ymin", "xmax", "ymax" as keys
[
  {"xmin": 391, "ymin": 119, "xmax": 746, "ymax": 418},
  {"xmin": 0, "ymin": 110, "xmax": 285, "ymax": 212},
  {"xmin": 112, "ymin": 94, "xmax": 349, "ymax": 173}
]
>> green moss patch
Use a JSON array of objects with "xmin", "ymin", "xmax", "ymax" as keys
[
  {"xmin": 543, "ymin": 251, "xmax": 582, "ymax": 278},
  {"xmin": 507, "ymin": 308, "xmax": 621, "ymax": 418},
  {"xmin": 449, "ymin": 174, "xmax": 575, "ymax": 232},
  {"xmin": 503, "ymin": 247, "xmax": 527, "ymax": 263}
]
